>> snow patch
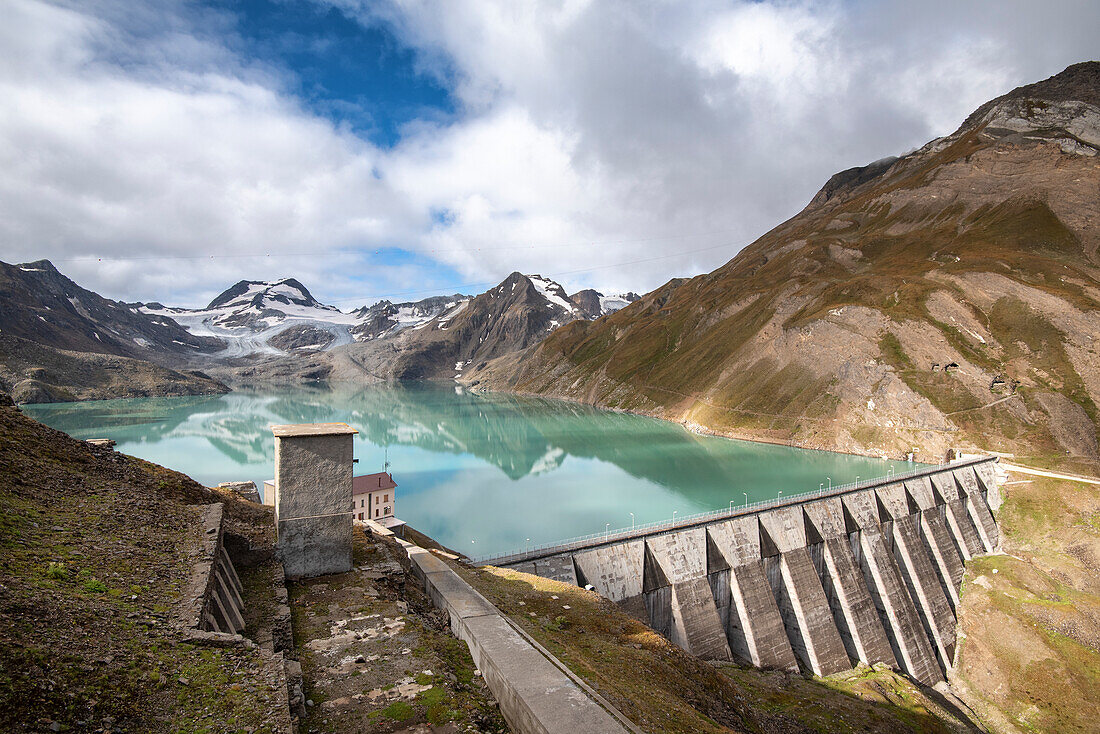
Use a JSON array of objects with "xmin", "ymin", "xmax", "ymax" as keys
[
  {"xmin": 527, "ymin": 275, "xmax": 578, "ymax": 314},
  {"xmin": 597, "ymin": 294, "xmax": 632, "ymax": 315}
]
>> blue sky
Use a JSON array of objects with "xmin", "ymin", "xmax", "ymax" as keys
[
  {"xmin": 1, "ymin": 0, "xmax": 1097, "ymax": 307},
  {"xmin": 209, "ymin": 0, "xmax": 455, "ymax": 148}
]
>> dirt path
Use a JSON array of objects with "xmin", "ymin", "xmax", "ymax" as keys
[
  {"xmin": 1001, "ymin": 463, "xmax": 1100, "ymax": 485},
  {"xmin": 944, "ymin": 393, "xmax": 1021, "ymax": 416}
]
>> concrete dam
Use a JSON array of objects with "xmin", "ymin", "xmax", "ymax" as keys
[{"xmin": 484, "ymin": 457, "xmax": 1002, "ymax": 685}]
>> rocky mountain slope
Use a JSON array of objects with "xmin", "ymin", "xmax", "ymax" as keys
[
  {"xmin": 0, "ymin": 260, "xmax": 231, "ymax": 402},
  {"xmin": 468, "ymin": 62, "xmax": 1100, "ymax": 468},
  {"xmin": 141, "ymin": 278, "xmax": 362, "ymax": 357},
  {"xmin": 226, "ymin": 272, "xmax": 637, "ymax": 383},
  {"xmin": 2, "ymin": 254, "xmax": 637, "ymax": 399},
  {"xmin": 349, "ymin": 293, "xmax": 469, "ymax": 341},
  {"xmin": 0, "ymin": 333, "xmax": 229, "ymax": 404},
  {"xmin": 0, "ymin": 259, "xmax": 223, "ymax": 359},
  {"xmin": 347, "ymin": 273, "xmax": 637, "ymax": 380}
]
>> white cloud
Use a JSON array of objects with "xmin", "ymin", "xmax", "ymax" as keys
[
  {"xmin": 0, "ymin": 0, "xmax": 419, "ymax": 305},
  {"xmin": 1, "ymin": 0, "xmax": 1098, "ymax": 306}
]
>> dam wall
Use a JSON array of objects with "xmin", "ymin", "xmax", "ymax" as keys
[{"xmin": 490, "ymin": 458, "xmax": 1002, "ymax": 685}]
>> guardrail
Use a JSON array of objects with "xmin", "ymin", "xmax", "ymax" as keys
[{"xmin": 475, "ymin": 456, "xmax": 996, "ymax": 566}]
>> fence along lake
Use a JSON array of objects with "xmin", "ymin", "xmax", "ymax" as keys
[{"xmin": 24, "ymin": 383, "xmax": 913, "ymax": 558}]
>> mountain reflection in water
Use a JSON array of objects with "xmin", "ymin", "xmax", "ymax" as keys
[{"xmin": 25, "ymin": 383, "xmax": 911, "ymax": 556}]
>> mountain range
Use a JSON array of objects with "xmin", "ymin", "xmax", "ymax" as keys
[
  {"xmin": 222, "ymin": 271, "xmax": 639, "ymax": 383},
  {"xmin": 466, "ymin": 61, "xmax": 1100, "ymax": 467},
  {"xmin": 0, "ymin": 260, "xmax": 637, "ymax": 400},
  {"xmin": 0, "ymin": 260, "xmax": 227, "ymax": 402}
]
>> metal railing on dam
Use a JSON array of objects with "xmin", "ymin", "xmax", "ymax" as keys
[
  {"xmin": 480, "ymin": 456, "xmax": 1002, "ymax": 687},
  {"xmin": 476, "ymin": 456, "xmax": 995, "ymax": 566}
]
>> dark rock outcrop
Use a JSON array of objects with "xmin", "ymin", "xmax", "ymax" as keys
[{"xmin": 0, "ymin": 259, "xmax": 223, "ymax": 360}]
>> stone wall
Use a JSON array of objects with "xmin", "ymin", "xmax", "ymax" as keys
[
  {"xmin": 273, "ymin": 426, "xmax": 356, "ymax": 578},
  {"xmin": 502, "ymin": 459, "xmax": 1002, "ymax": 685},
  {"xmin": 179, "ymin": 503, "xmax": 246, "ymax": 635}
]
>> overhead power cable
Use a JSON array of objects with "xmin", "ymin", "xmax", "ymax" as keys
[
  {"xmin": 323, "ymin": 239, "xmax": 740, "ymax": 304},
  {"xmin": 30, "ymin": 233, "xmax": 744, "ymax": 306},
  {"xmin": 43, "ymin": 226, "xmax": 746, "ymax": 265}
]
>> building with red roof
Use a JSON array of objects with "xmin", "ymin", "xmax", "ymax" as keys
[{"xmin": 353, "ymin": 472, "xmax": 397, "ymax": 523}]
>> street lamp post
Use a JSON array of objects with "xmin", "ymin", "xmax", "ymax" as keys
[
  {"xmin": 605, "ymin": 523, "xmax": 610, "ymax": 538},
  {"xmin": 729, "ymin": 500, "xmax": 734, "ymax": 512},
  {"xmin": 743, "ymin": 491, "xmax": 748, "ymax": 507},
  {"xmin": 630, "ymin": 512, "xmax": 635, "ymax": 530},
  {"xmin": 672, "ymin": 510, "xmax": 678, "ymax": 523},
  {"xmin": 525, "ymin": 538, "xmax": 530, "ymax": 553},
  {"xmin": 827, "ymin": 476, "xmax": 832, "ymax": 489},
  {"xmin": 778, "ymin": 490, "xmax": 783, "ymax": 500}
]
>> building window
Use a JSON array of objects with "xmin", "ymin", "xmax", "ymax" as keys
[
  {"xmin": 384, "ymin": 506, "xmax": 391, "ymax": 516},
  {"xmin": 384, "ymin": 494, "xmax": 388, "ymax": 503},
  {"xmin": 357, "ymin": 512, "xmax": 363, "ymax": 520},
  {"xmin": 375, "ymin": 508, "xmax": 380, "ymax": 518}
]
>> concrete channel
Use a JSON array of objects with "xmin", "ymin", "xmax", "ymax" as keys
[{"xmin": 394, "ymin": 533, "xmax": 635, "ymax": 734}]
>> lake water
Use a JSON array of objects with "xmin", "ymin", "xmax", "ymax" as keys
[{"xmin": 24, "ymin": 383, "xmax": 912, "ymax": 558}]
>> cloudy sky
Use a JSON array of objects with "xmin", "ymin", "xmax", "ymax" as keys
[{"xmin": 2, "ymin": 0, "xmax": 1097, "ymax": 308}]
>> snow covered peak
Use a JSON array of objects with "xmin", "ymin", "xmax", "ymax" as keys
[
  {"xmin": 141, "ymin": 276, "xmax": 358, "ymax": 356},
  {"xmin": 206, "ymin": 278, "xmax": 328, "ymax": 312},
  {"xmin": 523, "ymin": 274, "xmax": 581, "ymax": 315},
  {"xmin": 350, "ymin": 294, "xmax": 469, "ymax": 341}
]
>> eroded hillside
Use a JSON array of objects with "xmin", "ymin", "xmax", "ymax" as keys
[{"xmin": 468, "ymin": 62, "xmax": 1100, "ymax": 470}]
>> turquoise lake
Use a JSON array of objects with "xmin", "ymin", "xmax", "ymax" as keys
[{"xmin": 23, "ymin": 383, "xmax": 913, "ymax": 558}]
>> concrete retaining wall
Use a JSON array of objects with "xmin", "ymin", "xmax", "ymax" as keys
[
  {"xmin": 497, "ymin": 459, "xmax": 1001, "ymax": 685},
  {"xmin": 402, "ymin": 542, "xmax": 633, "ymax": 734},
  {"xmin": 179, "ymin": 503, "xmax": 247, "ymax": 636}
]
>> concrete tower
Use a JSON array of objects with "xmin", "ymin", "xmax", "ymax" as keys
[{"xmin": 271, "ymin": 422, "xmax": 358, "ymax": 578}]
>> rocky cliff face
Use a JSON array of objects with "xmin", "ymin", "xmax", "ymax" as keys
[
  {"xmin": 343, "ymin": 272, "xmax": 590, "ymax": 380},
  {"xmin": 0, "ymin": 259, "xmax": 223, "ymax": 360},
  {"xmin": 0, "ymin": 260, "xmax": 231, "ymax": 402},
  {"xmin": 349, "ymin": 294, "xmax": 469, "ymax": 341},
  {"xmin": 469, "ymin": 62, "xmax": 1100, "ymax": 468}
]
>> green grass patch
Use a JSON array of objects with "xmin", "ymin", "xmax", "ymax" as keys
[
  {"xmin": 82, "ymin": 578, "xmax": 108, "ymax": 594},
  {"xmin": 878, "ymin": 332, "xmax": 912, "ymax": 370},
  {"xmin": 381, "ymin": 700, "xmax": 414, "ymax": 722},
  {"xmin": 45, "ymin": 561, "xmax": 68, "ymax": 580}
]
